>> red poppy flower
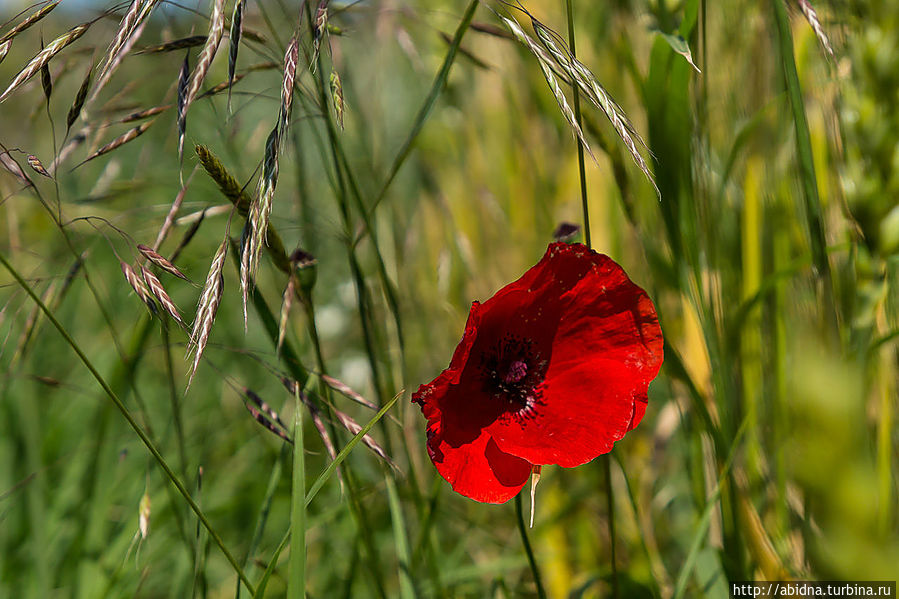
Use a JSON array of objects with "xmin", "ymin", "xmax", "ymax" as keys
[{"xmin": 412, "ymin": 242, "xmax": 663, "ymax": 503}]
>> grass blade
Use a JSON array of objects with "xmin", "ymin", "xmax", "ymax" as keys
[
  {"xmin": 771, "ymin": 0, "xmax": 838, "ymax": 342},
  {"xmin": 672, "ymin": 418, "xmax": 750, "ymax": 599},
  {"xmin": 304, "ymin": 393, "xmax": 400, "ymax": 507},
  {"xmin": 287, "ymin": 386, "xmax": 306, "ymax": 599},
  {"xmin": 369, "ymin": 0, "xmax": 479, "ymax": 214}
]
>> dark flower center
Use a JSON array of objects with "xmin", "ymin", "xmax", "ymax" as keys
[
  {"xmin": 481, "ymin": 335, "xmax": 547, "ymax": 412},
  {"xmin": 503, "ymin": 360, "xmax": 528, "ymax": 384}
]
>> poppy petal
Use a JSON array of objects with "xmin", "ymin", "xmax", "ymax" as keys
[
  {"xmin": 413, "ymin": 306, "xmax": 531, "ymax": 503},
  {"xmin": 487, "ymin": 359, "xmax": 644, "ymax": 467},
  {"xmin": 486, "ymin": 247, "xmax": 662, "ymax": 467},
  {"xmin": 552, "ymin": 258, "xmax": 663, "ymax": 377},
  {"xmin": 423, "ymin": 409, "xmax": 532, "ymax": 503}
]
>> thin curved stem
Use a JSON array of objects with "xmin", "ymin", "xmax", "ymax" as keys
[
  {"xmin": 566, "ymin": 0, "xmax": 590, "ymax": 248},
  {"xmin": 515, "ymin": 493, "xmax": 547, "ymax": 599}
]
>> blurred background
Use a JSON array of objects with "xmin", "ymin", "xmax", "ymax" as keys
[{"xmin": 1, "ymin": 0, "xmax": 897, "ymax": 597}]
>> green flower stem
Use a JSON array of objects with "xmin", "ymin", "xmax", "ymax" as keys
[
  {"xmin": 603, "ymin": 456, "xmax": 619, "ymax": 599},
  {"xmin": 515, "ymin": 493, "xmax": 547, "ymax": 599},
  {"xmin": 0, "ymin": 250, "xmax": 256, "ymax": 597}
]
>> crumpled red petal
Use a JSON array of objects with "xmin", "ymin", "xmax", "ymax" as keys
[
  {"xmin": 423, "ymin": 412, "xmax": 532, "ymax": 503},
  {"xmin": 414, "ymin": 307, "xmax": 531, "ymax": 503}
]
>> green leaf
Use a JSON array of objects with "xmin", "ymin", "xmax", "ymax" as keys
[{"xmin": 657, "ymin": 32, "xmax": 701, "ymax": 73}]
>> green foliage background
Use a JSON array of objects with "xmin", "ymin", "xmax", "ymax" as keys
[{"xmin": 0, "ymin": 0, "xmax": 897, "ymax": 597}]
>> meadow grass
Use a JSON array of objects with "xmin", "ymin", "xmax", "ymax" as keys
[{"xmin": 1, "ymin": 0, "xmax": 897, "ymax": 597}]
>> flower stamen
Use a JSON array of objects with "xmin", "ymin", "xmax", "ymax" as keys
[
  {"xmin": 504, "ymin": 359, "xmax": 528, "ymax": 384},
  {"xmin": 481, "ymin": 335, "xmax": 546, "ymax": 414}
]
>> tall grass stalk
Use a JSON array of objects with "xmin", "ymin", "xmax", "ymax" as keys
[
  {"xmin": 565, "ymin": 0, "xmax": 591, "ymax": 249},
  {"xmin": 287, "ymin": 385, "xmax": 306, "ymax": 599},
  {"xmin": 770, "ymin": 0, "xmax": 838, "ymax": 342}
]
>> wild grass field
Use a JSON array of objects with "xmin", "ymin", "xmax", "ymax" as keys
[{"xmin": 0, "ymin": 0, "xmax": 897, "ymax": 597}]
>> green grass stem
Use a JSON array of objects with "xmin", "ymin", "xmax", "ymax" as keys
[
  {"xmin": 672, "ymin": 417, "xmax": 750, "ymax": 599},
  {"xmin": 287, "ymin": 386, "xmax": 306, "ymax": 599},
  {"xmin": 386, "ymin": 471, "xmax": 416, "ymax": 599},
  {"xmin": 305, "ymin": 394, "xmax": 400, "ymax": 507},
  {"xmin": 565, "ymin": 0, "xmax": 591, "ymax": 248},
  {"xmin": 770, "ymin": 0, "xmax": 838, "ymax": 343}
]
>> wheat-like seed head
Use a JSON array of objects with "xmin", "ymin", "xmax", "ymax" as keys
[
  {"xmin": 195, "ymin": 145, "xmax": 251, "ymax": 212},
  {"xmin": 239, "ymin": 223, "xmax": 252, "ymax": 329},
  {"xmin": 0, "ymin": 23, "xmax": 90, "ymax": 104},
  {"xmin": 186, "ymin": 238, "xmax": 227, "ymax": 389},
  {"xmin": 279, "ymin": 38, "xmax": 299, "ymax": 140},
  {"xmin": 122, "ymin": 105, "xmax": 170, "ymax": 124},
  {"xmin": 0, "ymin": 2, "xmax": 61, "ymax": 45},
  {"xmin": 244, "ymin": 127, "xmax": 280, "ymax": 290},
  {"xmin": 39, "ymin": 38, "xmax": 52, "ymax": 102},
  {"xmin": 138, "ymin": 491, "xmax": 151, "ymax": 540},
  {"xmin": 66, "ymin": 63, "xmax": 93, "ymax": 133},
  {"xmin": 508, "ymin": 14, "xmax": 661, "ymax": 197},
  {"xmin": 501, "ymin": 17, "xmax": 594, "ymax": 162},
  {"xmin": 93, "ymin": 0, "xmax": 162, "ymax": 102},
  {"xmin": 26, "ymin": 155, "xmax": 51, "ymax": 178},
  {"xmin": 97, "ymin": 0, "xmax": 143, "ymax": 81},
  {"xmin": 121, "ymin": 261, "xmax": 157, "ymax": 313},
  {"xmin": 277, "ymin": 275, "xmax": 295, "ymax": 352},
  {"xmin": 178, "ymin": 0, "xmax": 226, "ymax": 160},
  {"xmin": 195, "ymin": 145, "xmax": 292, "ymax": 275},
  {"xmin": 330, "ymin": 70, "xmax": 345, "ymax": 130},
  {"xmin": 310, "ymin": 407, "xmax": 338, "ymax": 462},
  {"xmin": 138, "ymin": 244, "xmax": 188, "ymax": 280},
  {"xmin": 243, "ymin": 401, "xmax": 292, "ymax": 443},
  {"xmin": 78, "ymin": 120, "xmax": 154, "ymax": 166},
  {"xmin": 227, "ymin": 0, "xmax": 245, "ymax": 112},
  {"xmin": 200, "ymin": 73, "xmax": 249, "ymax": 99},
  {"xmin": 135, "ymin": 35, "xmax": 208, "ymax": 55},
  {"xmin": 321, "ymin": 374, "xmax": 379, "ymax": 411},
  {"xmin": 797, "ymin": 0, "xmax": 834, "ymax": 60},
  {"xmin": 244, "ymin": 388, "xmax": 288, "ymax": 430},
  {"xmin": 312, "ymin": 0, "xmax": 329, "ymax": 68},
  {"xmin": 333, "ymin": 408, "xmax": 397, "ymax": 469},
  {"xmin": 176, "ymin": 52, "xmax": 190, "ymax": 164},
  {"xmin": 140, "ymin": 265, "xmax": 183, "ymax": 323}
]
